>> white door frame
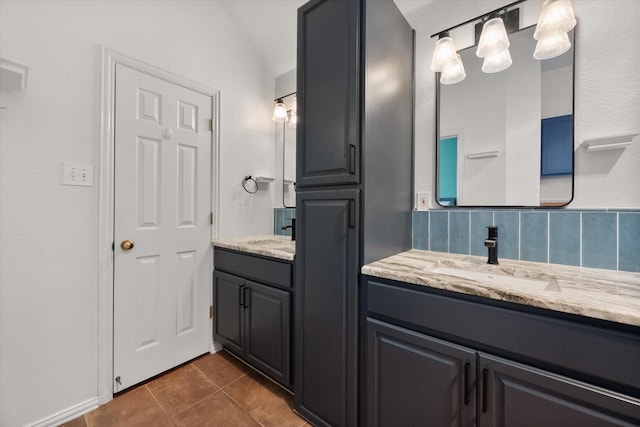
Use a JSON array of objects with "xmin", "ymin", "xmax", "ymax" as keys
[{"xmin": 98, "ymin": 47, "xmax": 220, "ymax": 404}]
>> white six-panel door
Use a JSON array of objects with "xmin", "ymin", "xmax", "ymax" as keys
[{"xmin": 113, "ymin": 64, "xmax": 212, "ymax": 392}]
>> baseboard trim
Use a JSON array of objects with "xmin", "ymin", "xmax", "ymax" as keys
[{"xmin": 28, "ymin": 397, "xmax": 99, "ymax": 427}]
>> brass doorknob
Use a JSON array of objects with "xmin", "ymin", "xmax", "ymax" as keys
[{"xmin": 120, "ymin": 240, "xmax": 134, "ymax": 250}]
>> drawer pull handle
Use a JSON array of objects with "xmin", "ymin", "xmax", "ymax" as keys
[
  {"xmin": 482, "ymin": 368, "xmax": 489, "ymax": 413},
  {"xmin": 464, "ymin": 362, "xmax": 470, "ymax": 405}
]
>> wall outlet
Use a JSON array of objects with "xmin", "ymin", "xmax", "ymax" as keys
[
  {"xmin": 416, "ymin": 192, "xmax": 430, "ymax": 211},
  {"xmin": 63, "ymin": 162, "xmax": 94, "ymax": 187}
]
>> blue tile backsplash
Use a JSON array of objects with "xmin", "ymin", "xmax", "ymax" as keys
[
  {"xmin": 412, "ymin": 209, "xmax": 640, "ymax": 273},
  {"xmin": 520, "ymin": 212, "xmax": 548, "ymax": 263},
  {"xmin": 276, "ymin": 207, "xmax": 639, "ymax": 272}
]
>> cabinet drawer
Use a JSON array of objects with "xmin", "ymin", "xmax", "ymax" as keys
[
  {"xmin": 215, "ymin": 248, "xmax": 292, "ymax": 289},
  {"xmin": 365, "ymin": 276, "xmax": 640, "ymax": 395}
]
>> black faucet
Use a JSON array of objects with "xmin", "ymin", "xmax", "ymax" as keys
[
  {"xmin": 281, "ymin": 218, "xmax": 296, "ymax": 241},
  {"xmin": 484, "ymin": 226, "xmax": 498, "ymax": 265}
]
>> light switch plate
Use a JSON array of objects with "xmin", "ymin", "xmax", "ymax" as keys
[
  {"xmin": 63, "ymin": 162, "xmax": 94, "ymax": 187},
  {"xmin": 416, "ymin": 192, "xmax": 430, "ymax": 211}
]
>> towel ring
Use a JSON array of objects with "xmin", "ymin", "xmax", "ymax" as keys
[{"xmin": 242, "ymin": 176, "xmax": 258, "ymax": 194}]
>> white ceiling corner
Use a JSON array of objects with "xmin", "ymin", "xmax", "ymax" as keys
[{"xmin": 220, "ymin": 0, "xmax": 305, "ymax": 77}]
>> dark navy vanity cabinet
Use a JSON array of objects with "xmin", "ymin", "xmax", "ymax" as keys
[
  {"xmin": 294, "ymin": 0, "xmax": 414, "ymax": 425},
  {"xmin": 363, "ymin": 276, "xmax": 640, "ymax": 426},
  {"xmin": 213, "ymin": 248, "xmax": 293, "ymax": 389}
]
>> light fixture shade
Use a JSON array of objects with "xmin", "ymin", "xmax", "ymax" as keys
[
  {"xmin": 534, "ymin": 0, "xmax": 576, "ymax": 40},
  {"xmin": 440, "ymin": 54, "xmax": 466, "ymax": 85},
  {"xmin": 476, "ymin": 17, "xmax": 510, "ymax": 58},
  {"xmin": 431, "ymin": 36, "xmax": 458, "ymax": 72},
  {"xmin": 482, "ymin": 48, "xmax": 512, "ymax": 73},
  {"xmin": 533, "ymin": 32, "xmax": 571, "ymax": 60},
  {"xmin": 289, "ymin": 111, "xmax": 297, "ymax": 127},
  {"xmin": 272, "ymin": 101, "xmax": 288, "ymax": 123}
]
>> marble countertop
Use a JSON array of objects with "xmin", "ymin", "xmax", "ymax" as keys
[
  {"xmin": 213, "ymin": 235, "xmax": 295, "ymax": 261},
  {"xmin": 362, "ymin": 250, "xmax": 640, "ymax": 327}
]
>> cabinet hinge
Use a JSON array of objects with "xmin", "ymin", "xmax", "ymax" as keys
[
  {"xmin": 210, "ymin": 212, "xmax": 214, "ymax": 225},
  {"xmin": 209, "ymin": 305, "xmax": 214, "ymax": 319}
]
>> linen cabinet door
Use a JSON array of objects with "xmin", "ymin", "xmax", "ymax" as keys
[
  {"xmin": 366, "ymin": 318, "xmax": 477, "ymax": 427},
  {"xmin": 296, "ymin": 0, "xmax": 360, "ymax": 188},
  {"xmin": 213, "ymin": 271, "xmax": 244, "ymax": 357},
  {"xmin": 295, "ymin": 188, "xmax": 360, "ymax": 427},
  {"xmin": 478, "ymin": 353, "xmax": 640, "ymax": 427},
  {"xmin": 243, "ymin": 280, "xmax": 291, "ymax": 388}
]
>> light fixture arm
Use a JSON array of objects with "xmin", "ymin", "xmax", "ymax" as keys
[
  {"xmin": 430, "ymin": 0, "xmax": 527, "ymax": 39},
  {"xmin": 273, "ymin": 91, "xmax": 296, "ymax": 102}
]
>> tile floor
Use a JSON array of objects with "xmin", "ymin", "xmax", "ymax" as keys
[{"xmin": 62, "ymin": 351, "xmax": 308, "ymax": 427}]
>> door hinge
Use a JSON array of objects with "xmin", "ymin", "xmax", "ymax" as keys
[
  {"xmin": 210, "ymin": 212, "xmax": 214, "ymax": 225},
  {"xmin": 209, "ymin": 305, "xmax": 214, "ymax": 319},
  {"xmin": 209, "ymin": 118, "xmax": 215, "ymax": 132}
]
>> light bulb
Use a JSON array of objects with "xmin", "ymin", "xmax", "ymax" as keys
[
  {"xmin": 534, "ymin": 32, "xmax": 571, "ymax": 60},
  {"xmin": 534, "ymin": 0, "xmax": 576, "ymax": 40},
  {"xmin": 431, "ymin": 36, "xmax": 458, "ymax": 72},
  {"xmin": 476, "ymin": 17, "xmax": 510, "ymax": 58}
]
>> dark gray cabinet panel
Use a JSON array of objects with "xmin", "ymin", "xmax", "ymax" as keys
[
  {"xmin": 479, "ymin": 353, "xmax": 640, "ymax": 427},
  {"xmin": 296, "ymin": 0, "xmax": 360, "ymax": 188},
  {"xmin": 213, "ymin": 262, "xmax": 292, "ymax": 388},
  {"xmin": 366, "ymin": 318, "xmax": 476, "ymax": 427},
  {"xmin": 213, "ymin": 271, "xmax": 244, "ymax": 357},
  {"xmin": 244, "ymin": 280, "xmax": 291, "ymax": 387},
  {"xmin": 215, "ymin": 248, "xmax": 292, "ymax": 289},
  {"xmin": 363, "ymin": 276, "xmax": 640, "ymax": 426},
  {"xmin": 295, "ymin": 189, "xmax": 360, "ymax": 427}
]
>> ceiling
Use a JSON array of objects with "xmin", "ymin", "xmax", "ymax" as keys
[{"xmin": 221, "ymin": 0, "xmax": 433, "ymax": 78}]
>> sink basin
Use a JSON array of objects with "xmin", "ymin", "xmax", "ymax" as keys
[{"xmin": 431, "ymin": 267, "xmax": 559, "ymax": 291}]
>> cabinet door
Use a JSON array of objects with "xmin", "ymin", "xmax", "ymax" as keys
[
  {"xmin": 478, "ymin": 353, "xmax": 640, "ymax": 427},
  {"xmin": 213, "ymin": 271, "xmax": 244, "ymax": 357},
  {"xmin": 366, "ymin": 318, "xmax": 476, "ymax": 427},
  {"xmin": 295, "ymin": 189, "xmax": 360, "ymax": 427},
  {"xmin": 244, "ymin": 280, "xmax": 291, "ymax": 388},
  {"xmin": 296, "ymin": 0, "xmax": 359, "ymax": 188}
]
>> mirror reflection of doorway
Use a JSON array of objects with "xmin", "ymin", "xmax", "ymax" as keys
[{"xmin": 438, "ymin": 135, "xmax": 458, "ymax": 206}]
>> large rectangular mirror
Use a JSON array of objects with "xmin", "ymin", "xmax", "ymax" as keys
[{"xmin": 436, "ymin": 25, "xmax": 575, "ymax": 207}]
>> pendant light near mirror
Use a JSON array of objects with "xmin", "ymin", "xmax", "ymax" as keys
[
  {"xmin": 272, "ymin": 98, "xmax": 288, "ymax": 123},
  {"xmin": 533, "ymin": 0, "xmax": 576, "ymax": 60}
]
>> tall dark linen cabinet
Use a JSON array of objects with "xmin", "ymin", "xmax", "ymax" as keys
[{"xmin": 295, "ymin": 0, "xmax": 414, "ymax": 425}]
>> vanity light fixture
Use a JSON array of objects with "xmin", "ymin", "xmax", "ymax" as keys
[
  {"xmin": 477, "ymin": 16, "xmax": 513, "ymax": 73},
  {"xmin": 272, "ymin": 98, "xmax": 289, "ymax": 123},
  {"xmin": 431, "ymin": 32, "xmax": 458, "ymax": 73},
  {"xmin": 533, "ymin": 0, "xmax": 577, "ymax": 40},
  {"xmin": 430, "ymin": 0, "xmax": 576, "ymax": 83},
  {"xmin": 533, "ymin": 0, "xmax": 576, "ymax": 60},
  {"xmin": 272, "ymin": 91, "xmax": 296, "ymax": 123},
  {"xmin": 476, "ymin": 17, "xmax": 511, "ymax": 59}
]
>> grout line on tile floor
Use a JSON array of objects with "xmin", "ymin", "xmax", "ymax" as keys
[{"xmin": 145, "ymin": 384, "xmax": 171, "ymax": 418}]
